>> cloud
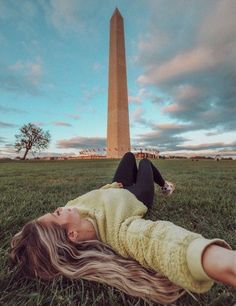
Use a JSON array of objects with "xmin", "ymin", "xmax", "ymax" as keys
[
  {"xmin": 135, "ymin": 0, "xmax": 236, "ymax": 139},
  {"xmin": 0, "ymin": 58, "xmax": 44, "ymax": 95},
  {"xmin": 9, "ymin": 58, "xmax": 43, "ymax": 85},
  {"xmin": 128, "ymin": 96, "xmax": 141, "ymax": 104},
  {"xmin": 0, "ymin": 0, "xmax": 38, "ymax": 20},
  {"xmin": 177, "ymin": 140, "xmax": 236, "ymax": 151},
  {"xmin": 205, "ymin": 131, "xmax": 219, "ymax": 137},
  {"xmin": 133, "ymin": 130, "xmax": 236, "ymax": 152},
  {"xmin": 138, "ymin": 48, "xmax": 217, "ymax": 85},
  {"xmin": 132, "ymin": 122, "xmax": 194, "ymax": 150},
  {"xmin": 162, "ymin": 84, "xmax": 207, "ymax": 116},
  {"xmin": 57, "ymin": 136, "xmax": 106, "ymax": 149},
  {"xmin": 0, "ymin": 137, "xmax": 6, "ymax": 143},
  {"xmin": 132, "ymin": 130, "xmax": 188, "ymax": 151},
  {"xmin": 128, "ymin": 88, "xmax": 154, "ymax": 105},
  {"xmin": 39, "ymin": 0, "xmax": 85, "ymax": 35},
  {"xmin": 53, "ymin": 121, "xmax": 72, "ymax": 127},
  {"xmin": 68, "ymin": 114, "xmax": 80, "ymax": 120},
  {"xmin": 32, "ymin": 122, "xmax": 46, "ymax": 127},
  {"xmin": 174, "ymin": 84, "xmax": 204, "ymax": 101},
  {"xmin": 130, "ymin": 107, "xmax": 148, "ymax": 126},
  {"xmin": 88, "ymin": 107, "xmax": 97, "ymax": 113},
  {"xmin": 0, "ymin": 143, "xmax": 16, "ymax": 158},
  {"xmin": 131, "ymin": 120, "xmax": 221, "ymax": 151},
  {"xmin": 154, "ymin": 123, "xmax": 194, "ymax": 132},
  {"xmin": 198, "ymin": 0, "xmax": 236, "ymax": 54},
  {"xmin": 93, "ymin": 62, "xmax": 102, "ymax": 72},
  {"xmin": 0, "ymin": 33, "xmax": 7, "ymax": 46},
  {"xmin": 82, "ymin": 86, "xmax": 102, "ymax": 101},
  {"xmin": 131, "ymin": 117, "xmax": 236, "ymax": 152},
  {"xmin": 38, "ymin": 0, "xmax": 107, "ymax": 36},
  {"xmin": 0, "ymin": 121, "xmax": 18, "ymax": 128},
  {"xmin": 0, "ymin": 104, "xmax": 28, "ymax": 114}
]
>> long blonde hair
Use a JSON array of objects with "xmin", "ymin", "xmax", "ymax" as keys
[{"xmin": 9, "ymin": 220, "xmax": 185, "ymax": 304}]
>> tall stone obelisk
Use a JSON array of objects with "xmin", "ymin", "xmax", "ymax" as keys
[{"xmin": 106, "ymin": 8, "xmax": 130, "ymax": 158}]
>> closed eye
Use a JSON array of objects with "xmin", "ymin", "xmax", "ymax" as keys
[
  {"xmin": 52, "ymin": 210, "xmax": 60, "ymax": 216},
  {"xmin": 54, "ymin": 207, "xmax": 63, "ymax": 216}
]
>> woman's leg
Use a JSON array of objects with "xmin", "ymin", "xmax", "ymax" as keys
[
  {"xmin": 112, "ymin": 152, "xmax": 137, "ymax": 187},
  {"xmin": 150, "ymin": 161, "xmax": 175, "ymax": 196},
  {"xmin": 112, "ymin": 154, "xmax": 169, "ymax": 208},
  {"xmin": 149, "ymin": 161, "xmax": 165, "ymax": 187},
  {"xmin": 126, "ymin": 159, "xmax": 155, "ymax": 208}
]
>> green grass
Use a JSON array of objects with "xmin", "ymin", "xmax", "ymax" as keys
[{"xmin": 1, "ymin": 159, "xmax": 236, "ymax": 306}]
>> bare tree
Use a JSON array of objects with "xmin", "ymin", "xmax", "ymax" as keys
[{"xmin": 15, "ymin": 123, "xmax": 51, "ymax": 160}]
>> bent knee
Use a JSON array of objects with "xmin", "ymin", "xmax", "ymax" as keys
[
  {"xmin": 123, "ymin": 152, "xmax": 135, "ymax": 159},
  {"xmin": 139, "ymin": 158, "xmax": 151, "ymax": 166}
]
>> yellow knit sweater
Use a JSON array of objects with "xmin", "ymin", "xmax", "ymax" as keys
[{"xmin": 65, "ymin": 182, "xmax": 230, "ymax": 293}]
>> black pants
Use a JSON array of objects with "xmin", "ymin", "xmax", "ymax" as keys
[{"xmin": 112, "ymin": 152, "xmax": 165, "ymax": 208}]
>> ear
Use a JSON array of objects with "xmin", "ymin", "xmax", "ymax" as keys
[{"xmin": 67, "ymin": 230, "xmax": 79, "ymax": 243}]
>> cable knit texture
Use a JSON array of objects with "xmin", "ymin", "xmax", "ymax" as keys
[{"xmin": 65, "ymin": 183, "xmax": 229, "ymax": 293}]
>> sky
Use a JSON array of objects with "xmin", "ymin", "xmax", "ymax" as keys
[{"xmin": 0, "ymin": 0, "xmax": 236, "ymax": 158}]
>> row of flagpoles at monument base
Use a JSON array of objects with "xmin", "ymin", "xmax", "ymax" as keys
[{"xmin": 79, "ymin": 148, "xmax": 160, "ymax": 155}]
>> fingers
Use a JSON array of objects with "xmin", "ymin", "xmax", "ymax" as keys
[{"xmin": 118, "ymin": 182, "xmax": 123, "ymax": 188}]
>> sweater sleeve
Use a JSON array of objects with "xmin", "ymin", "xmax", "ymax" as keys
[
  {"xmin": 119, "ymin": 218, "xmax": 231, "ymax": 293},
  {"xmin": 186, "ymin": 238, "xmax": 231, "ymax": 281}
]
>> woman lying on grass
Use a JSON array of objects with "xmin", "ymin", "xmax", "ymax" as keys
[{"xmin": 10, "ymin": 152, "xmax": 236, "ymax": 304}]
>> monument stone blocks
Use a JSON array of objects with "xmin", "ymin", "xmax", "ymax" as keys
[{"xmin": 107, "ymin": 8, "xmax": 130, "ymax": 158}]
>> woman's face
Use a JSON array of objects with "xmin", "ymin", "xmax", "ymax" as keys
[{"xmin": 38, "ymin": 207, "xmax": 81, "ymax": 228}]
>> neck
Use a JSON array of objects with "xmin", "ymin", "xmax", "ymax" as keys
[{"xmin": 81, "ymin": 219, "xmax": 98, "ymax": 241}]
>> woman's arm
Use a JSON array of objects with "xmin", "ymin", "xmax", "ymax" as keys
[{"xmin": 202, "ymin": 244, "xmax": 236, "ymax": 287}]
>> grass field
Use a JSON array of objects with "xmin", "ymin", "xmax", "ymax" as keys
[{"xmin": 1, "ymin": 158, "xmax": 236, "ymax": 306}]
